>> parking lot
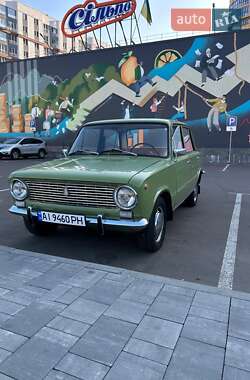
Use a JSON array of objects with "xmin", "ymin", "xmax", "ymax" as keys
[{"xmin": 0, "ymin": 158, "xmax": 249, "ymax": 293}]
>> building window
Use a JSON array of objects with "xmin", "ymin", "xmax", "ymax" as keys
[
  {"xmin": 8, "ymin": 20, "xmax": 16, "ymax": 30},
  {"xmin": 0, "ymin": 5, "xmax": 6, "ymax": 16},
  {"xmin": 0, "ymin": 43, "xmax": 7, "ymax": 53},
  {"xmin": 7, "ymin": 7, "xmax": 16, "ymax": 19},
  {"xmin": 9, "ymin": 46, "xmax": 17, "ymax": 55},
  {"xmin": 0, "ymin": 18, "xmax": 6, "ymax": 28},
  {"xmin": 43, "ymin": 24, "xmax": 49, "ymax": 32},
  {"xmin": 9, "ymin": 34, "xmax": 17, "ymax": 43},
  {"xmin": 24, "ymin": 51, "xmax": 29, "ymax": 58},
  {"xmin": 0, "ymin": 31, "xmax": 7, "ymax": 41}
]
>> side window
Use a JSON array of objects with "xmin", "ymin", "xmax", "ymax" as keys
[
  {"xmin": 182, "ymin": 128, "xmax": 194, "ymax": 152},
  {"xmin": 172, "ymin": 127, "xmax": 184, "ymax": 151},
  {"xmin": 20, "ymin": 139, "xmax": 30, "ymax": 145},
  {"xmin": 30, "ymin": 139, "xmax": 41, "ymax": 144}
]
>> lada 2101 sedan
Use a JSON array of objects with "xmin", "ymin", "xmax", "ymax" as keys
[{"xmin": 9, "ymin": 119, "xmax": 203, "ymax": 252}]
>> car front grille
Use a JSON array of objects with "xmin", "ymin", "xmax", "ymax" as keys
[{"xmin": 25, "ymin": 180, "xmax": 117, "ymax": 209}]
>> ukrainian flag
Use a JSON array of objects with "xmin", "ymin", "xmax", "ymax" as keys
[{"xmin": 141, "ymin": 0, "xmax": 152, "ymax": 25}]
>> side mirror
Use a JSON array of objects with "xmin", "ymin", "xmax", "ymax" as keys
[
  {"xmin": 62, "ymin": 149, "xmax": 68, "ymax": 157},
  {"xmin": 174, "ymin": 148, "xmax": 187, "ymax": 157}
]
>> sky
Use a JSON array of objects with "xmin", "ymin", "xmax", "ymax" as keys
[{"xmin": 21, "ymin": 0, "xmax": 230, "ymax": 40}]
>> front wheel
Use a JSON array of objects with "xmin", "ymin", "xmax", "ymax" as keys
[
  {"xmin": 138, "ymin": 197, "xmax": 167, "ymax": 253},
  {"xmin": 184, "ymin": 185, "xmax": 199, "ymax": 207},
  {"xmin": 23, "ymin": 216, "xmax": 57, "ymax": 236},
  {"xmin": 10, "ymin": 149, "xmax": 20, "ymax": 160}
]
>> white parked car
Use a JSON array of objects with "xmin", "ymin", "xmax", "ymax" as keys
[{"xmin": 0, "ymin": 137, "xmax": 47, "ymax": 159}]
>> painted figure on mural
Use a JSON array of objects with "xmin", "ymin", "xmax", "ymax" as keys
[
  {"xmin": 121, "ymin": 101, "xmax": 135, "ymax": 119},
  {"xmin": 31, "ymin": 104, "xmax": 42, "ymax": 136},
  {"xmin": 200, "ymin": 48, "xmax": 220, "ymax": 87},
  {"xmin": 43, "ymin": 104, "xmax": 55, "ymax": 137},
  {"xmin": 59, "ymin": 97, "xmax": 74, "ymax": 117},
  {"xmin": 150, "ymin": 96, "xmax": 165, "ymax": 117},
  {"xmin": 206, "ymin": 95, "xmax": 228, "ymax": 132},
  {"xmin": 118, "ymin": 52, "xmax": 156, "ymax": 97},
  {"xmin": 133, "ymin": 61, "xmax": 156, "ymax": 97},
  {"xmin": 171, "ymin": 102, "xmax": 185, "ymax": 120}
]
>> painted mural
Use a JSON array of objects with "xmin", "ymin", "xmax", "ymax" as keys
[{"xmin": 0, "ymin": 29, "xmax": 250, "ymax": 149}]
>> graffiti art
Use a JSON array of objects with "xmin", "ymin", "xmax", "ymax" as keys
[{"xmin": 0, "ymin": 29, "xmax": 250, "ymax": 149}]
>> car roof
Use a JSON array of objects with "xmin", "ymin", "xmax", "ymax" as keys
[
  {"xmin": 84, "ymin": 119, "xmax": 188, "ymax": 128},
  {"xmin": 20, "ymin": 137, "xmax": 45, "ymax": 142}
]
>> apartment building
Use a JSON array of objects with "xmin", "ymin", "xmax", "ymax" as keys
[
  {"xmin": 0, "ymin": 0, "xmax": 95, "ymax": 62},
  {"xmin": 230, "ymin": 0, "xmax": 250, "ymax": 28}
]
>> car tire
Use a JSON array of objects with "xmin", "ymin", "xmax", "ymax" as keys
[
  {"xmin": 10, "ymin": 149, "xmax": 20, "ymax": 160},
  {"xmin": 38, "ymin": 149, "xmax": 46, "ymax": 159},
  {"xmin": 138, "ymin": 196, "xmax": 167, "ymax": 253},
  {"xmin": 184, "ymin": 185, "xmax": 199, "ymax": 207},
  {"xmin": 23, "ymin": 216, "xmax": 57, "ymax": 236}
]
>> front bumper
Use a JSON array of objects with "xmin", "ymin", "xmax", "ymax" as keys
[
  {"xmin": 9, "ymin": 205, "xmax": 148, "ymax": 232},
  {"xmin": 0, "ymin": 151, "xmax": 10, "ymax": 157}
]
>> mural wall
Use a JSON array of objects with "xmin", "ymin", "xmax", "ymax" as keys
[{"xmin": 0, "ymin": 29, "xmax": 250, "ymax": 149}]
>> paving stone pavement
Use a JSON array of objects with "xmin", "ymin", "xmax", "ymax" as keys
[{"xmin": 0, "ymin": 245, "xmax": 250, "ymax": 379}]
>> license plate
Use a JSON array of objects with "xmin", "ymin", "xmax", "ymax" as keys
[{"xmin": 37, "ymin": 211, "xmax": 86, "ymax": 227}]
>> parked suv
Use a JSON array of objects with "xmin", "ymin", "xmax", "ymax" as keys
[
  {"xmin": 0, "ymin": 137, "xmax": 47, "ymax": 160},
  {"xmin": 9, "ymin": 119, "xmax": 203, "ymax": 252}
]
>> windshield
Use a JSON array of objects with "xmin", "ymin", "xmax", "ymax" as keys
[
  {"xmin": 3, "ymin": 138, "xmax": 21, "ymax": 145},
  {"xmin": 69, "ymin": 123, "xmax": 169, "ymax": 158}
]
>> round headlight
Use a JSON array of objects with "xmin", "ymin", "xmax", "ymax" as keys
[
  {"xmin": 114, "ymin": 186, "xmax": 137, "ymax": 210},
  {"xmin": 11, "ymin": 180, "xmax": 28, "ymax": 201}
]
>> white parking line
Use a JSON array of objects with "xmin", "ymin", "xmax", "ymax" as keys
[
  {"xmin": 222, "ymin": 164, "xmax": 230, "ymax": 172},
  {"xmin": 218, "ymin": 193, "xmax": 242, "ymax": 290},
  {"xmin": 0, "ymin": 189, "xmax": 8, "ymax": 192}
]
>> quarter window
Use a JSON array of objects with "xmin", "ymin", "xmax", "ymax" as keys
[
  {"xmin": 172, "ymin": 127, "xmax": 184, "ymax": 151},
  {"xmin": 182, "ymin": 128, "xmax": 194, "ymax": 152}
]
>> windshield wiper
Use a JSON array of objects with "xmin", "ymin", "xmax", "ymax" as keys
[
  {"xmin": 100, "ymin": 148, "xmax": 137, "ymax": 156},
  {"xmin": 68, "ymin": 150, "xmax": 99, "ymax": 156}
]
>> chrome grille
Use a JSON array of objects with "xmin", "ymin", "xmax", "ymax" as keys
[{"xmin": 25, "ymin": 180, "xmax": 117, "ymax": 209}]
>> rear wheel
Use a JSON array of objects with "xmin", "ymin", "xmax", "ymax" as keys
[
  {"xmin": 23, "ymin": 216, "xmax": 57, "ymax": 236},
  {"xmin": 184, "ymin": 185, "xmax": 199, "ymax": 207},
  {"xmin": 10, "ymin": 149, "xmax": 20, "ymax": 160},
  {"xmin": 38, "ymin": 149, "xmax": 46, "ymax": 159},
  {"xmin": 138, "ymin": 197, "xmax": 167, "ymax": 253}
]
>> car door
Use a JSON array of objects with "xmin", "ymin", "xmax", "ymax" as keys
[
  {"xmin": 172, "ymin": 126, "xmax": 189, "ymax": 207},
  {"xmin": 181, "ymin": 127, "xmax": 200, "ymax": 194},
  {"xmin": 19, "ymin": 138, "xmax": 32, "ymax": 155},
  {"xmin": 29, "ymin": 138, "xmax": 41, "ymax": 155}
]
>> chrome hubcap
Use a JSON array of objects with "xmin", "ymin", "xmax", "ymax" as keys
[{"xmin": 154, "ymin": 206, "xmax": 165, "ymax": 243}]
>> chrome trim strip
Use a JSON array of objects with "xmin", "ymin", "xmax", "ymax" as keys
[
  {"xmin": 9, "ymin": 206, "xmax": 38, "ymax": 217},
  {"xmin": 9, "ymin": 206, "xmax": 148, "ymax": 229}
]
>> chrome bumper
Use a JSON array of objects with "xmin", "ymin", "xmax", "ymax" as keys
[{"xmin": 9, "ymin": 206, "xmax": 148, "ymax": 231}]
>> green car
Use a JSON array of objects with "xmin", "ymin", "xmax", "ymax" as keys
[{"xmin": 9, "ymin": 119, "xmax": 203, "ymax": 252}]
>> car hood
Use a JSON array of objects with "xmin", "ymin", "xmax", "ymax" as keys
[
  {"xmin": 9, "ymin": 156, "xmax": 162, "ymax": 184},
  {"xmin": 0, "ymin": 144, "xmax": 12, "ymax": 149}
]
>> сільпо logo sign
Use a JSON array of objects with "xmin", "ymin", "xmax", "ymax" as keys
[
  {"xmin": 171, "ymin": 8, "xmax": 241, "ymax": 32},
  {"xmin": 62, "ymin": 0, "xmax": 137, "ymax": 38}
]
